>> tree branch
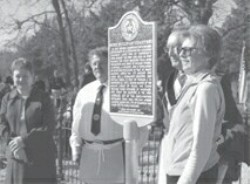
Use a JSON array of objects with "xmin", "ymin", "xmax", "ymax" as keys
[
  {"xmin": 11, "ymin": 11, "xmax": 56, "ymax": 30},
  {"xmin": 222, "ymin": 23, "xmax": 246, "ymax": 38}
]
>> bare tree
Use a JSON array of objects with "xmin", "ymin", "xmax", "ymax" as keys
[
  {"xmin": 52, "ymin": 0, "xmax": 70, "ymax": 84},
  {"xmin": 60, "ymin": 0, "xmax": 79, "ymax": 87}
]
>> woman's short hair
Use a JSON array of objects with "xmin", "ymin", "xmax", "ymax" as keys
[
  {"xmin": 11, "ymin": 58, "xmax": 33, "ymax": 74},
  {"xmin": 88, "ymin": 47, "xmax": 108, "ymax": 62},
  {"xmin": 189, "ymin": 24, "xmax": 222, "ymax": 68}
]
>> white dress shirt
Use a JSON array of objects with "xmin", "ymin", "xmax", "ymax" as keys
[
  {"xmin": 70, "ymin": 80, "xmax": 123, "ymax": 154},
  {"xmin": 70, "ymin": 80, "xmax": 124, "ymax": 183}
]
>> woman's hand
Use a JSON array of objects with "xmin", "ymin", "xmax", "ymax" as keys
[{"xmin": 9, "ymin": 136, "xmax": 25, "ymax": 152}]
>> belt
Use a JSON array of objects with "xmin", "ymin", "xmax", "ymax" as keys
[{"xmin": 82, "ymin": 138, "xmax": 123, "ymax": 145}]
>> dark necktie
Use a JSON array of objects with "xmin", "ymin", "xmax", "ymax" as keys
[{"xmin": 91, "ymin": 85, "xmax": 105, "ymax": 136}]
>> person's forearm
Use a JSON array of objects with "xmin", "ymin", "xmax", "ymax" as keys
[{"xmin": 70, "ymin": 134, "xmax": 82, "ymax": 162}]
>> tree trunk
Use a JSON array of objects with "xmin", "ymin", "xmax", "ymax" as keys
[
  {"xmin": 244, "ymin": 0, "xmax": 250, "ymax": 70},
  {"xmin": 52, "ymin": 0, "xmax": 70, "ymax": 85},
  {"xmin": 60, "ymin": 0, "xmax": 79, "ymax": 87}
]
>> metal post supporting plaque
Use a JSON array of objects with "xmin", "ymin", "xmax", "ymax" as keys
[{"xmin": 108, "ymin": 11, "xmax": 157, "ymax": 127}]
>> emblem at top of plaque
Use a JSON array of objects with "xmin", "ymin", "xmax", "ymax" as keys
[{"xmin": 121, "ymin": 14, "xmax": 139, "ymax": 41}]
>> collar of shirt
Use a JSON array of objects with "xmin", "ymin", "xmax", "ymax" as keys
[
  {"xmin": 186, "ymin": 70, "xmax": 215, "ymax": 85},
  {"xmin": 96, "ymin": 80, "xmax": 107, "ymax": 87}
]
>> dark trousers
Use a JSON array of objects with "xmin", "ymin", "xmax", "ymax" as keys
[{"xmin": 167, "ymin": 164, "xmax": 218, "ymax": 184}]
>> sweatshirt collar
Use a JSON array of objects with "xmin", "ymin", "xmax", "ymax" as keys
[{"xmin": 186, "ymin": 70, "xmax": 213, "ymax": 85}]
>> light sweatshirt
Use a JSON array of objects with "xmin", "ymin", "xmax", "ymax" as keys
[{"xmin": 165, "ymin": 71, "xmax": 225, "ymax": 184}]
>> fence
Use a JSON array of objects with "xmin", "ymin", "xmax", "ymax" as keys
[
  {"xmin": 56, "ymin": 120, "xmax": 81, "ymax": 184},
  {"xmin": 54, "ymin": 95, "xmax": 82, "ymax": 184},
  {"xmin": 55, "ymin": 94, "xmax": 250, "ymax": 184},
  {"xmin": 1, "ymin": 93, "xmax": 250, "ymax": 183},
  {"xmin": 55, "ymin": 94, "xmax": 164, "ymax": 184},
  {"xmin": 0, "ymin": 93, "xmax": 163, "ymax": 184}
]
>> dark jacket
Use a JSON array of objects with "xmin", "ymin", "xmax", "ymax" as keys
[
  {"xmin": 49, "ymin": 76, "xmax": 65, "ymax": 91},
  {"xmin": 0, "ymin": 83, "xmax": 11, "ymax": 108},
  {"xmin": 0, "ymin": 88, "xmax": 57, "ymax": 183},
  {"xmin": 217, "ymin": 74, "xmax": 248, "ymax": 182},
  {"xmin": 162, "ymin": 68, "xmax": 179, "ymax": 107}
]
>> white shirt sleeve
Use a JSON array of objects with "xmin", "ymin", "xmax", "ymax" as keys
[
  {"xmin": 69, "ymin": 90, "xmax": 84, "ymax": 157},
  {"xmin": 177, "ymin": 83, "xmax": 221, "ymax": 184}
]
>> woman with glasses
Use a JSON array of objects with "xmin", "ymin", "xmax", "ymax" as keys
[{"xmin": 164, "ymin": 25, "xmax": 225, "ymax": 184}]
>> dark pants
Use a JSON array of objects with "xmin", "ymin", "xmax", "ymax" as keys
[{"xmin": 167, "ymin": 164, "xmax": 218, "ymax": 184}]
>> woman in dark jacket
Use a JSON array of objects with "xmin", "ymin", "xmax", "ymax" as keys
[{"xmin": 0, "ymin": 58, "xmax": 57, "ymax": 184}]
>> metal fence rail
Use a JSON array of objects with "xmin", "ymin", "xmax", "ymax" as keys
[
  {"xmin": 1, "ymin": 93, "xmax": 250, "ymax": 184},
  {"xmin": 55, "ymin": 95, "xmax": 163, "ymax": 184},
  {"xmin": 0, "ymin": 94, "xmax": 163, "ymax": 184},
  {"xmin": 56, "ymin": 124, "xmax": 82, "ymax": 184},
  {"xmin": 138, "ymin": 126, "xmax": 162, "ymax": 184},
  {"xmin": 55, "ymin": 96, "xmax": 83, "ymax": 184}
]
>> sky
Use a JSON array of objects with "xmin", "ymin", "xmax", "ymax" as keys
[
  {"xmin": 0, "ymin": 0, "xmax": 237, "ymax": 51},
  {"xmin": 0, "ymin": 0, "xmax": 53, "ymax": 50}
]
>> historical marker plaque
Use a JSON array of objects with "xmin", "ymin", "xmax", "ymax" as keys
[{"xmin": 108, "ymin": 11, "xmax": 157, "ymax": 127}]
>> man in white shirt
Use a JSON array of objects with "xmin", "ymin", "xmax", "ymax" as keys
[{"xmin": 70, "ymin": 47, "xmax": 124, "ymax": 184}]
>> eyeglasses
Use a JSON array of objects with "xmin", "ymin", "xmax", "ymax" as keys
[
  {"xmin": 163, "ymin": 46, "xmax": 181, "ymax": 55},
  {"xmin": 179, "ymin": 47, "xmax": 204, "ymax": 56}
]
